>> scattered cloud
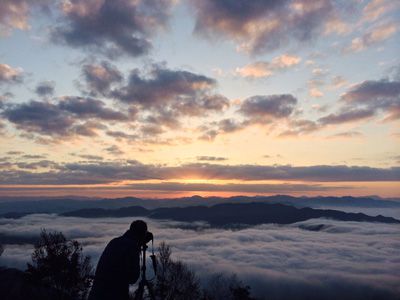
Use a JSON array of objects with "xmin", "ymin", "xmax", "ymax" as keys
[
  {"xmin": 106, "ymin": 130, "xmax": 138, "ymax": 141},
  {"xmin": 236, "ymin": 54, "xmax": 301, "ymax": 79},
  {"xmin": 345, "ymin": 22, "xmax": 397, "ymax": 53},
  {"xmin": 191, "ymin": 0, "xmax": 344, "ymax": 54},
  {"xmin": 2, "ymin": 100, "xmax": 75, "ymax": 137},
  {"xmin": 0, "ymin": 64, "xmax": 24, "ymax": 85},
  {"xmin": 2, "ymin": 97, "xmax": 130, "ymax": 138},
  {"xmin": 340, "ymin": 78, "xmax": 400, "ymax": 121},
  {"xmin": 6, "ymin": 151, "xmax": 23, "ymax": 156},
  {"xmin": 21, "ymin": 154, "xmax": 47, "ymax": 159},
  {"xmin": 112, "ymin": 64, "xmax": 229, "ymax": 117},
  {"xmin": 279, "ymin": 119, "xmax": 321, "ymax": 137},
  {"xmin": 197, "ymin": 156, "xmax": 227, "ymax": 162},
  {"xmin": 318, "ymin": 108, "xmax": 375, "ymax": 125},
  {"xmin": 324, "ymin": 16, "xmax": 351, "ymax": 35},
  {"xmin": 82, "ymin": 61, "xmax": 123, "ymax": 96},
  {"xmin": 239, "ymin": 95, "xmax": 297, "ymax": 120},
  {"xmin": 361, "ymin": 0, "xmax": 399, "ymax": 23},
  {"xmin": 330, "ymin": 75, "xmax": 348, "ymax": 89},
  {"xmin": 328, "ymin": 131, "xmax": 364, "ymax": 139},
  {"xmin": 314, "ymin": 76, "xmax": 400, "ymax": 127},
  {"xmin": 104, "ymin": 145, "xmax": 124, "ymax": 156},
  {"xmin": 51, "ymin": 0, "xmax": 175, "ymax": 58},
  {"xmin": 35, "ymin": 81, "xmax": 55, "ymax": 97},
  {"xmin": 69, "ymin": 153, "xmax": 104, "ymax": 161},
  {"xmin": 309, "ymin": 87, "xmax": 324, "ymax": 98},
  {"xmin": 0, "ymin": 0, "xmax": 51, "ymax": 36}
]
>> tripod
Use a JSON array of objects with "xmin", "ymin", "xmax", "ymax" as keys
[{"xmin": 134, "ymin": 244, "xmax": 156, "ymax": 300}]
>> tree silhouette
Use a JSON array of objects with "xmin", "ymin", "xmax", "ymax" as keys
[
  {"xmin": 202, "ymin": 273, "xmax": 256, "ymax": 300},
  {"xmin": 26, "ymin": 229, "xmax": 93, "ymax": 300},
  {"xmin": 153, "ymin": 242, "xmax": 201, "ymax": 300}
]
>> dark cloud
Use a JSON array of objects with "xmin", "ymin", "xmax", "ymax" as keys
[
  {"xmin": 218, "ymin": 118, "xmax": 247, "ymax": 133},
  {"xmin": 35, "ymin": 81, "xmax": 55, "ymax": 97},
  {"xmin": 106, "ymin": 130, "xmax": 138, "ymax": 141},
  {"xmin": 82, "ymin": 61, "xmax": 123, "ymax": 95},
  {"xmin": 191, "ymin": 0, "xmax": 337, "ymax": 54},
  {"xmin": 1, "ymin": 215, "xmax": 399, "ymax": 299},
  {"xmin": 239, "ymin": 94, "xmax": 297, "ymax": 121},
  {"xmin": 112, "ymin": 64, "xmax": 229, "ymax": 117},
  {"xmin": 2, "ymin": 97, "xmax": 129, "ymax": 138},
  {"xmin": 197, "ymin": 156, "xmax": 227, "ymax": 162},
  {"xmin": 140, "ymin": 124, "xmax": 164, "ymax": 136},
  {"xmin": 318, "ymin": 108, "xmax": 375, "ymax": 125},
  {"xmin": 198, "ymin": 118, "xmax": 249, "ymax": 141},
  {"xmin": 0, "ymin": 161, "xmax": 398, "ymax": 185},
  {"xmin": 123, "ymin": 181, "xmax": 344, "ymax": 193},
  {"xmin": 0, "ymin": 64, "xmax": 23, "ymax": 85},
  {"xmin": 6, "ymin": 151, "xmax": 23, "ymax": 156},
  {"xmin": 14, "ymin": 160, "xmax": 60, "ymax": 170},
  {"xmin": 342, "ymin": 79, "xmax": 400, "ymax": 105},
  {"xmin": 318, "ymin": 78, "xmax": 400, "ymax": 125},
  {"xmin": 328, "ymin": 131, "xmax": 363, "ymax": 138},
  {"xmin": 72, "ymin": 121, "xmax": 106, "ymax": 137},
  {"xmin": 21, "ymin": 154, "xmax": 47, "ymax": 159},
  {"xmin": 144, "ymin": 109, "xmax": 181, "ymax": 129},
  {"xmin": 52, "ymin": 0, "xmax": 174, "ymax": 58},
  {"xmin": 2, "ymin": 100, "xmax": 75, "ymax": 136},
  {"xmin": 104, "ymin": 145, "xmax": 124, "ymax": 156},
  {"xmin": 70, "ymin": 154, "xmax": 104, "ymax": 161},
  {"xmin": 58, "ymin": 96, "xmax": 129, "ymax": 121}
]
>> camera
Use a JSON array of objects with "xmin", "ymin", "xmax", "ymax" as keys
[{"xmin": 143, "ymin": 231, "xmax": 153, "ymax": 245}]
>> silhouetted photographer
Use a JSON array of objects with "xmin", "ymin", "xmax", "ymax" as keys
[{"xmin": 88, "ymin": 220, "xmax": 153, "ymax": 300}]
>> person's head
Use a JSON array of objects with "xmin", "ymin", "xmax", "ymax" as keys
[{"xmin": 130, "ymin": 220, "xmax": 148, "ymax": 244}]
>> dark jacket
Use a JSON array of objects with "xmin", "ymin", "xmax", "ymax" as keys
[{"xmin": 88, "ymin": 230, "xmax": 141, "ymax": 300}]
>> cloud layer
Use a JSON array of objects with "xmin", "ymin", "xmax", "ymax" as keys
[
  {"xmin": 0, "ymin": 160, "xmax": 399, "ymax": 185},
  {"xmin": 1, "ymin": 215, "xmax": 399, "ymax": 300}
]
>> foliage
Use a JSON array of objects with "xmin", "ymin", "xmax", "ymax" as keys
[
  {"xmin": 148, "ymin": 242, "xmax": 256, "ymax": 300},
  {"xmin": 26, "ymin": 229, "xmax": 93, "ymax": 300},
  {"xmin": 153, "ymin": 241, "xmax": 201, "ymax": 300},
  {"xmin": 0, "ymin": 244, "xmax": 3, "ymax": 257},
  {"xmin": 202, "ymin": 273, "xmax": 256, "ymax": 300}
]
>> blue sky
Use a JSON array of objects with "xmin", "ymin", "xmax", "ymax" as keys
[{"xmin": 0, "ymin": 0, "xmax": 399, "ymax": 198}]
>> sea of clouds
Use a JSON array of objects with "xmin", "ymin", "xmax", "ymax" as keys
[{"xmin": 1, "ymin": 214, "xmax": 399, "ymax": 300}]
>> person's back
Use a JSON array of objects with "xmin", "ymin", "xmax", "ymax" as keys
[{"xmin": 89, "ymin": 220, "xmax": 148, "ymax": 300}]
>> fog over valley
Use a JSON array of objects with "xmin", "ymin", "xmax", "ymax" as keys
[{"xmin": 1, "ymin": 213, "xmax": 399, "ymax": 300}]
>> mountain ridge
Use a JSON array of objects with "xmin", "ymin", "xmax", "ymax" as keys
[{"xmin": 60, "ymin": 202, "xmax": 400, "ymax": 226}]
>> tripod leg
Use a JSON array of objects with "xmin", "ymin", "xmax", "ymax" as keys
[
  {"xmin": 134, "ymin": 281, "xmax": 145, "ymax": 300},
  {"xmin": 145, "ymin": 281, "xmax": 156, "ymax": 300}
]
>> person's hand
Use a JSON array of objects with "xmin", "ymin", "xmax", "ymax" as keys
[{"xmin": 143, "ymin": 231, "xmax": 153, "ymax": 244}]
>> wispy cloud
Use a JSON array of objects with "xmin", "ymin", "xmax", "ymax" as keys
[{"xmin": 344, "ymin": 22, "xmax": 397, "ymax": 53}]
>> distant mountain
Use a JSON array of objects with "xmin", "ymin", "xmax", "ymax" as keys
[
  {"xmin": 1, "ymin": 195, "xmax": 400, "ymax": 216},
  {"xmin": 61, "ymin": 202, "xmax": 400, "ymax": 226},
  {"xmin": 61, "ymin": 206, "xmax": 148, "ymax": 218}
]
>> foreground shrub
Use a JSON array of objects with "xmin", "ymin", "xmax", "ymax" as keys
[{"xmin": 26, "ymin": 229, "xmax": 93, "ymax": 300}]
